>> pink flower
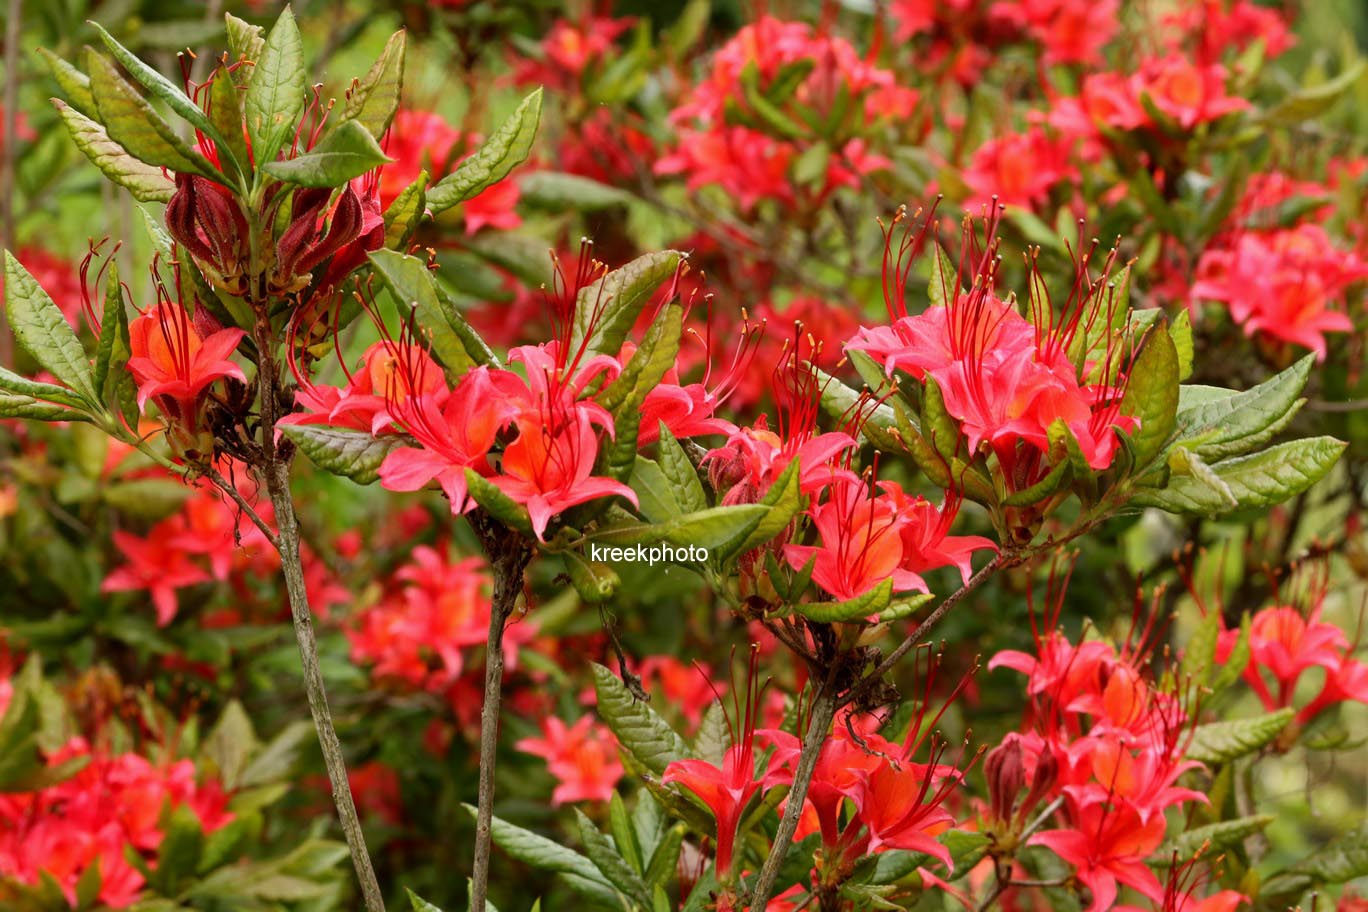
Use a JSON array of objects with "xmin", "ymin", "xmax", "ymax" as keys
[{"xmin": 516, "ymin": 716, "xmax": 624, "ymax": 805}]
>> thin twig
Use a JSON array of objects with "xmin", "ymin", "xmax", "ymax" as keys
[
  {"xmin": 748, "ymin": 665, "xmax": 841, "ymax": 909},
  {"xmin": 254, "ymin": 316, "xmax": 387, "ymax": 912},
  {"xmin": 843, "ymin": 553, "xmax": 1011, "ymax": 709},
  {"xmin": 200, "ymin": 464, "xmax": 279, "ymax": 548},
  {"xmin": 1, "ymin": 0, "xmax": 23, "ymax": 365},
  {"xmin": 470, "ymin": 528, "xmax": 533, "ymax": 912}
]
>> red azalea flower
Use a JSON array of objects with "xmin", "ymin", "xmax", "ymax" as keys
[
  {"xmin": 516, "ymin": 716, "xmax": 624, "ymax": 805},
  {"xmin": 102, "ymin": 530, "xmax": 211, "ymax": 626},
  {"xmin": 126, "ymin": 301, "xmax": 246, "ymax": 423},
  {"xmin": 1029, "ymin": 801, "xmax": 1166, "ymax": 912},
  {"xmin": 962, "ymin": 127, "xmax": 1077, "ymax": 211}
]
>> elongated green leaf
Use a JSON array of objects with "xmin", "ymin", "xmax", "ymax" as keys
[
  {"xmin": 463, "ymin": 805, "xmax": 615, "ymax": 903},
  {"xmin": 0, "ymin": 366, "xmax": 89, "ymax": 409},
  {"xmin": 592, "ymin": 663, "xmax": 693, "ymax": 775},
  {"xmin": 225, "ymin": 13, "xmax": 265, "ymax": 71},
  {"xmin": 342, "ymin": 30, "xmax": 406, "ymax": 138},
  {"xmin": 87, "ymin": 51, "xmax": 215, "ymax": 176},
  {"xmin": 599, "ymin": 302, "xmax": 683, "ymax": 413},
  {"xmin": 1290, "ymin": 826, "xmax": 1368, "ymax": 884},
  {"xmin": 263, "ymin": 119, "xmax": 392, "ymax": 187},
  {"xmin": 245, "ymin": 7, "xmax": 306, "ymax": 167},
  {"xmin": 464, "ymin": 469, "xmax": 534, "ymax": 537},
  {"xmin": 563, "ymin": 551, "xmax": 620, "ymax": 603},
  {"xmin": 367, "ymin": 249, "xmax": 475, "ymax": 376},
  {"xmin": 1186, "ymin": 708, "xmax": 1293, "ymax": 764},
  {"xmin": 407, "ymin": 889, "xmax": 445, "ymax": 912},
  {"xmin": 731, "ymin": 457, "xmax": 802, "ymax": 558},
  {"xmin": 609, "ymin": 794, "xmax": 645, "ymax": 875},
  {"xmin": 1135, "ymin": 437, "xmax": 1346, "ymax": 515},
  {"xmin": 37, "ymin": 48, "xmax": 97, "ymax": 119},
  {"xmin": 92, "ymin": 260, "xmax": 123, "ymax": 400},
  {"xmin": 815, "ymin": 366, "xmax": 899, "ymax": 451},
  {"xmin": 1119, "ymin": 324, "xmax": 1179, "ymax": 470},
  {"xmin": 384, "ymin": 171, "xmax": 428, "ymax": 250},
  {"xmin": 795, "ymin": 577, "xmax": 894, "ymax": 623},
  {"xmin": 89, "ymin": 23, "xmax": 238, "ymax": 176},
  {"xmin": 4, "ymin": 253, "xmax": 96, "ymax": 403},
  {"xmin": 520, "ymin": 172, "xmax": 634, "ymax": 210},
  {"xmin": 1174, "ymin": 356, "xmax": 1312, "ymax": 460},
  {"xmin": 656, "ymin": 424, "xmax": 708, "ymax": 514},
  {"xmin": 630, "ymin": 457, "xmax": 682, "ymax": 524},
  {"xmin": 53, "ymin": 100, "xmax": 175, "ymax": 202},
  {"xmin": 571, "ymin": 251, "xmax": 683, "ymax": 359},
  {"xmin": 575, "ymin": 809, "xmax": 652, "ymax": 909},
  {"xmin": 1159, "ymin": 815, "xmax": 1273, "ymax": 863},
  {"xmin": 0, "ymin": 393, "xmax": 88, "ymax": 422},
  {"xmin": 1265, "ymin": 59, "xmax": 1366, "ymax": 124},
  {"xmin": 428, "ymin": 89, "xmax": 543, "ymax": 214},
  {"xmin": 279, "ymin": 424, "xmax": 403, "ymax": 485}
]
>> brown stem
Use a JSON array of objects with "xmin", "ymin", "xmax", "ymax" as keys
[
  {"xmin": 253, "ymin": 317, "xmax": 387, "ymax": 912},
  {"xmin": 470, "ymin": 526, "xmax": 533, "ymax": 912},
  {"xmin": 1, "ymin": 0, "xmax": 23, "ymax": 365},
  {"xmin": 747, "ymin": 673, "xmax": 840, "ymax": 910},
  {"xmin": 843, "ymin": 553, "xmax": 1010, "ymax": 710}
]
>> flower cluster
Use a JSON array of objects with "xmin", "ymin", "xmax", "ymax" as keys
[
  {"xmin": 0, "ymin": 738, "xmax": 232, "ymax": 908},
  {"xmin": 989, "ymin": 592, "xmax": 1213, "ymax": 912}
]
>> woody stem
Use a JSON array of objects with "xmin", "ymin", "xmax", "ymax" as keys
[
  {"xmin": 254, "ymin": 317, "xmax": 387, "ymax": 912},
  {"xmin": 748, "ymin": 670, "xmax": 840, "ymax": 910},
  {"xmin": 470, "ymin": 523, "xmax": 533, "ymax": 912},
  {"xmin": 841, "ymin": 552, "xmax": 1011, "ymax": 710}
]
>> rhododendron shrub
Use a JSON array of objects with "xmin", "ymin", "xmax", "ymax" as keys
[{"xmin": 1, "ymin": 3, "xmax": 1366, "ymax": 912}]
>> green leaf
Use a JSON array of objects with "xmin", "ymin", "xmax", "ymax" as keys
[
  {"xmin": 877, "ymin": 593, "xmax": 934, "ymax": 623},
  {"xmin": 1186, "ymin": 708, "xmax": 1293, "ymax": 764},
  {"xmin": 592, "ymin": 663, "xmax": 694, "ymax": 776},
  {"xmin": 86, "ymin": 51, "xmax": 215, "ymax": 176},
  {"xmin": 407, "ymin": 888, "xmax": 445, "ymax": 912},
  {"xmin": 1119, "ymin": 323, "xmax": 1179, "ymax": 470},
  {"xmin": 609, "ymin": 794, "xmax": 645, "ymax": 875},
  {"xmin": 262, "ymin": 119, "xmax": 392, "ymax": 187},
  {"xmin": 1174, "ymin": 356, "xmax": 1312, "ymax": 460},
  {"xmin": 280, "ymin": 425, "xmax": 403, "ymax": 485},
  {"xmin": 815, "ymin": 367, "xmax": 899, "ymax": 451},
  {"xmin": 466, "ymin": 805, "xmax": 615, "ymax": 896},
  {"xmin": 384, "ymin": 171, "xmax": 428, "ymax": 250},
  {"xmin": 225, "ymin": 13, "xmax": 265, "ymax": 71},
  {"xmin": 1134, "ymin": 437, "xmax": 1345, "ymax": 515},
  {"xmin": 920, "ymin": 375, "xmax": 961, "ymax": 460},
  {"xmin": 244, "ymin": 7, "xmax": 306, "ymax": 168},
  {"xmin": 692, "ymin": 701, "xmax": 731, "ymax": 766},
  {"xmin": 520, "ymin": 171, "xmax": 634, "ymax": 210},
  {"xmin": 575, "ymin": 809, "xmax": 652, "ymax": 909},
  {"xmin": 367, "ymin": 249, "xmax": 476, "ymax": 376},
  {"xmin": 564, "ymin": 551, "xmax": 620, "ymax": 604},
  {"xmin": 794, "ymin": 577, "xmax": 894, "ymax": 623},
  {"xmin": 1180, "ymin": 608, "xmax": 1220, "ymax": 686},
  {"xmin": 631, "ymin": 456, "xmax": 682, "ymax": 524},
  {"xmin": 407, "ymin": 886, "xmax": 445, "ymax": 907},
  {"xmin": 37, "ymin": 48, "xmax": 97, "ymax": 119},
  {"xmin": 599, "ymin": 302, "xmax": 683, "ymax": 414},
  {"xmin": 571, "ymin": 250, "xmax": 684, "ymax": 359},
  {"xmin": 90, "ymin": 23, "xmax": 238, "ymax": 177},
  {"xmin": 1290, "ymin": 826, "xmax": 1368, "ymax": 884},
  {"xmin": 152, "ymin": 807, "xmax": 206, "ymax": 894},
  {"xmin": 1168, "ymin": 447, "xmax": 1237, "ymax": 509},
  {"xmin": 52, "ymin": 100, "xmax": 176, "ymax": 202},
  {"xmin": 657, "ymin": 424, "xmax": 708, "ymax": 514},
  {"xmin": 4, "ymin": 252, "xmax": 97, "ymax": 404},
  {"xmin": 342, "ymin": 29, "xmax": 406, "ymax": 138},
  {"xmin": 1169, "ymin": 309, "xmax": 1193, "ymax": 381},
  {"xmin": 730, "ymin": 457, "xmax": 802, "ymax": 558},
  {"xmin": 464, "ymin": 469, "xmax": 535, "ymax": 537},
  {"xmin": 1159, "ymin": 815, "xmax": 1273, "ymax": 863},
  {"xmin": 204, "ymin": 701, "xmax": 258, "ymax": 791},
  {"xmin": 645, "ymin": 824, "xmax": 686, "ymax": 890},
  {"xmin": 0, "ymin": 366, "xmax": 90, "ymax": 409},
  {"xmin": 428, "ymin": 88, "xmax": 543, "ymax": 215},
  {"xmin": 92, "ymin": 259, "xmax": 124, "ymax": 401},
  {"xmin": 1265, "ymin": 59, "xmax": 1366, "ymax": 124}
]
